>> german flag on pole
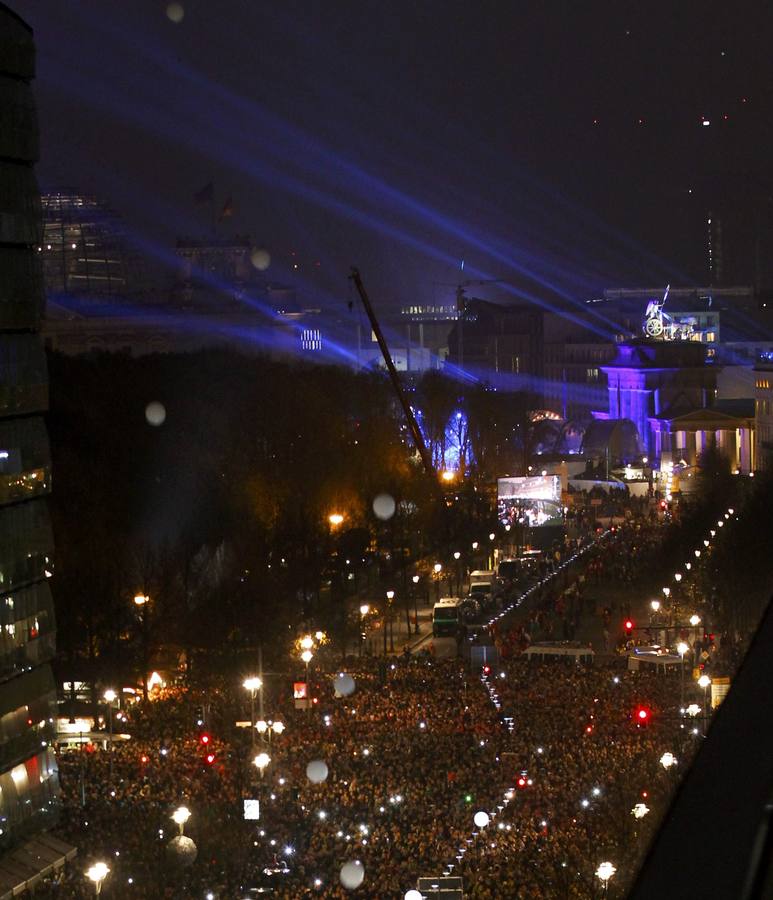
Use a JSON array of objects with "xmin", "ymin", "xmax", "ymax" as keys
[{"xmin": 218, "ymin": 195, "xmax": 234, "ymax": 221}]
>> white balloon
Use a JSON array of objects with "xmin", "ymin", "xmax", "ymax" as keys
[
  {"xmin": 145, "ymin": 401, "xmax": 166, "ymax": 427},
  {"xmin": 251, "ymin": 248, "xmax": 271, "ymax": 271},
  {"xmin": 405, "ymin": 892, "xmax": 423, "ymax": 900},
  {"xmin": 340, "ymin": 860, "xmax": 365, "ymax": 889},
  {"xmin": 473, "ymin": 810, "xmax": 490, "ymax": 828},
  {"xmin": 334, "ymin": 673, "xmax": 356, "ymax": 697},
  {"xmin": 306, "ymin": 759, "xmax": 328, "ymax": 784},
  {"xmin": 372, "ymin": 493, "xmax": 396, "ymax": 521},
  {"xmin": 166, "ymin": 3, "xmax": 184, "ymax": 23}
]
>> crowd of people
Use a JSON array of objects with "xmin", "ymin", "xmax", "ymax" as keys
[{"xmin": 34, "ymin": 502, "xmax": 719, "ymax": 898}]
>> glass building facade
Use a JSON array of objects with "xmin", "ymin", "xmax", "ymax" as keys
[
  {"xmin": 39, "ymin": 191, "xmax": 139, "ymax": 299},
  {"xmin": 0, "ymin": 3, "xmax": 60, "ymax": 851}
]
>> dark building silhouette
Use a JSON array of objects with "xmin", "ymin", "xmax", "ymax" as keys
[{"xmin": 0, "ymin": 1, "xmax": 65, "ymax": 876}]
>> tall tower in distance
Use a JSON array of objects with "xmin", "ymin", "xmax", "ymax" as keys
[{"xmin": 0, "ymin": 0, "xmax": 62, "ymax": 862}]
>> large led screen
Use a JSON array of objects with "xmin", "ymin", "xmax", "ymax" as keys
[{"xmin": 497, "ymin": 475, "xmax": 563, "ymax": 528}]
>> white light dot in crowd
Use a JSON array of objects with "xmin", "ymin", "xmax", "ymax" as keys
[
  {"xmin": 473, "ymin": 811, "xmax": 490, "ymax": 828},
  {"xmin": 145, "ymin": 401, "xmax": 166, "ymax": 426},
  {"xmin": 251, "ymin": 248, "xmax": 271, "ymax": 270},
  {"xmin": 340, "ymin": 859, "xmax": 365, "ymax": 889},
  {"xmin": 405, "ymin": 891, "xmax": 423, "ymax": 900},
  {"xmin": 334, "ymin": 673, "xmax": 356, "ymax": 697},
  {"xmin": 306, "ymin": 760, "xmax": 329, "ymax": 784},
  {"xmin": 166, "ymin": 2, "xmax": 184, "ymax": 23},
  {"xmin": 372, "ymin": 493, "xmax": 396, "ymax": 521}
]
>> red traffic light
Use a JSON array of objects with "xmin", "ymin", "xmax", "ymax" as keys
[
  {"xmin": 482, "ymin": 665, "xmax": 491, "ymax": 676},
  {"xmin": 517, "ymin": 776, "xmax": 527, "ymax": 788},
  {"xmin": 625, "ymin": 620, "xmax": 634, "ymax": 631},
  {"xmin": 635, "ymin": 707, "xmax": 650, "ymax": 724},
  {"xmin": 205, "ymin": 753, "xmax": 216, "ymax": 765},
  {"xmin": 200, "ymin": 733, "xmax": 211, "ymax": 745}
]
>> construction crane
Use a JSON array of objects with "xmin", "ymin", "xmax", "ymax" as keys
[{"xmin": 349, "ymin": 267, "xmax": 435, "ymax": 477}]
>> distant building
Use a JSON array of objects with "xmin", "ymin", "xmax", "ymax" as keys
[
  {"xmin": 39, "ymin": 191, "xmax": 142, "ymax": 299},
  {"xmin": 0, "ymin": 0, "xmax": 64, "ymax": 872},
  {"xmin": 754, "ymin": 354, "xmax": 773, "ymax": 471}
]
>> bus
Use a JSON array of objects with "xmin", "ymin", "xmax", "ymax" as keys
[{"xmin": 432, "ymin": 598, "xmax": 462, "ymax": 637}]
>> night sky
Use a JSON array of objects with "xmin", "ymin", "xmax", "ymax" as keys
[{"xmin": 13, "ymin": 0, "xmax": 773, "ymax": 309}]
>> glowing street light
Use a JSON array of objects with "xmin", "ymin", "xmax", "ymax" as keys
[
  {"xmin": 133, "ymin": 594, "xmax": 149, "ymax": 606},
  {"xmin": 698, "ymin": 674, "xmax": 711, "ymax": 689},
  {"xmin": 243, "ymin": 677, "xmax": 263, "ymax": 748},
  {"xmin": 253, "ymin": 752, "xmax": 271, "ymax": 778},
  {"xmin": 662, "ymin": 587, "xmax": 671, "ymax": 598},
  {"xmin": 631, "ymin": 803, "xmax": 650, "ymax": 819},
  {"xmin": 674, "ymin": 572, "xmax": 682, "ymax": 583},
  {"xmin": 103, "ymin": 690, "xmax": 117, "ymax": 783},
  {"xmin": 172, "ymin": 805, "xmax": 191, "ymax": 836},
  {"xmin": 650, "ymin": 599, "xmax": 660, "ymax": 612},
  {"xmin": 689, "ymin": 614, "xmax": 701, "ymax": 626},
  {"xmin": 300, "ymin": 635, "xmax": 314, "ymax": 651},
  {"xmin": 301, "ymin": 649, "xmax": 313, "ymax": 664},
  {"xmin": 686, "ymin": 703, "xmax": 701, "ymax": 717},
  {"xmin": 359, "ymin": 603, "xmax": 370, "ymax": 616},
  {"xmin": 441, "ymin": 469, "xmax": 455, "ymax": 483},
  {"xmin": 453, "ymin": 551, "xmax": 461, "ymax": 560},
  {"xmin": 677, "ymin": 642, "xmax": 689, "ymax": 707},
  {"xmin": 694, "ymin": 549, "xmax": 701, "ymax": 558},
  {"xmin": 86, "ymin": 862, "xmax": 110, "ymax": 896},
  {"xmin": 703, "ymin": 540, "xmax": 709, "ymax": 547},
  {"xmin": 433, "ymin": 563, "xmax": 442, "ymax": 574},
  {"xmin": 489, "ymin": 532, "xmax": 495, "ymax": 541},
  {"xmin": 660, "ymin": 751, "xmax": 677, "ymax": 770},
  {"xmin": 328, "ymin": 513, "xmax": 344, "ymax": 527},
  {"xmin": 471, "ymin": 541, "xmax": 479, "ymax": 550},
  {"xmin": 595, "ymin": 861, "xmax": 616, "ymax": 893}
]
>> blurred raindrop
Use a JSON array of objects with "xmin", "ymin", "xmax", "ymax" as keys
[
  {"xmin": 166, "ymin": 3, "xmax": 184, "ymax": 24},
  {"xmin": 333, "ymin": 673, "xmax": 356, "ymax": 697},
  {"xmin": 340, "ymin": 860, "xmax": 365, "ymax": 890},
  {"xmin": 306, "ymin": 760, "xmax": 329, "ymax": 784},
  {"xmin": 372, "ymin": 493, "xmax": 396, "ymax": 521},
  {"xmin": 145, "ymin": 401, "xmax": 166, "ymax": 427},
  {"xmin": 251, "ymin": 248, "xmax": 271, "ymax": 271}
]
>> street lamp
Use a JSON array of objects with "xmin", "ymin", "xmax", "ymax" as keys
[
  {"xmin": 243, "ymin": 677, "xmax": 262, "ymax": 748},
  {"xmin": 703, "ymin": 540, "xmax": 709, "ymax": 547},
  {"xmin": 86, "ymin": 862, "xmax": 110, "ymax": 896},
  {"xmin": 133, "ymin": 593, "xmax": 150, "ymax": 701},
  {"xmin": 660, "ymin": 751, "xmax": 677, "ymax": 770},
  {"xmin": 689, "ymin": 615, "xmax": 701, "ymax": 627},
  {"xmin": 328, "ymin": 513, "xmax": 344, "ymax": 527},
  {"xmin": 674, "ymin": 572, "xmax": 682, "ymax": 583},
  {"xmin": 411, "ymin": 574, "xmax": 420, "ymax": 632},
  {"xmin": 595, "ymin": 861, "xmax": 616, "ymax": 895},
  {"xmin": 631, "ymin": 803, "xmax": 650, "ymax": 820},
  {"xmin": 103, "ymin": 689, "xmax": 116, "ymax": 784},
  {"xmin": 359, "ymin": 603, "xmax": 370, "ymax": 616},
  {"xmin": 677, "ymin": 642, "xmax": 689, "ymax": 707},
  {"xmin": 256, "ymin": 719, "xmax": 285, "ymax": 745},
  {"xmin": 301, "ymin": 649, "xmax": 313, "ymax": 711},
  {"xmin": 253, "ymin": 751, "xmax": 271, "ymax": 778},
  {"xmin": 300, "ymin": 635, "xmax": 314, "ymax": 651},
  {"xmin": 172, "ymin": 805, "xmax": 191, "ymax": 836},
  {"xmin": 441, "ymin": 469, "xmax": 455, "ymax": 483},
  {"xmin": 650, "ymin": 600, "xmax": 660, "ymax": 613},
  {"xmin": 662, "ymin": 587, "xmax": 670, "ymax": 598},
  {"xmin": 694, "ymin": 549, "xmax": 701, "ymax": 558},
  {"xmin": 698, "ymin": 674, "xmax": 711, "ymax": 728}
]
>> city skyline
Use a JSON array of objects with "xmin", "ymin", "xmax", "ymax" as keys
[{"xmin": 15, "ymin": 1, "xmax": 773, "ymax": 311}]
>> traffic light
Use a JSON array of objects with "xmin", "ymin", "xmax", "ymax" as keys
[
  {"xmin": 635, "ymin": 707, "xmax": 650, "ymax": 726},
  {"xmin": 200, "ymin": 733, "xmax": 211, "ymax": 746},
  {"xmin": 482, "ymin": 665, "xmax": 491, "ymax": 676},
  {"xmin": 204, "ymin": 752, "xmax": 216, "ymax": 766},
  {"xmin": 624, "ymin": 619, "xmax": 634, "ymax": 638},
  {"xmin": 194, "ymin": 705, "xmax": 205, "ymax": 726}
]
